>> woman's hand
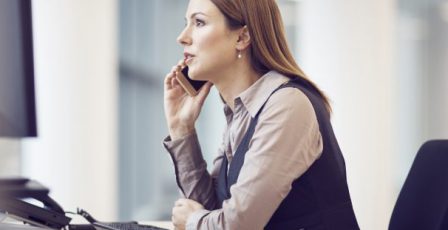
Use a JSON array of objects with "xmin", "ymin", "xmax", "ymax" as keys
[
  {"xmin": 164, "ymin": 61, "xmax": 212, "ymax": 140},
  {"xmin": 172, "ymin": 198, "xmax": 205, "ymax": 230}
]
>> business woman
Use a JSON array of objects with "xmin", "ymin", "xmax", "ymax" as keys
[{"xmin": 163, "ymin": 0, "xmax": 359, "ymax": 229}]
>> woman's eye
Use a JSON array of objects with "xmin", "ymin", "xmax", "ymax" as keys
[{"xmin": 195, "ymin": 19, "xmax": 205, "ymax": 27}]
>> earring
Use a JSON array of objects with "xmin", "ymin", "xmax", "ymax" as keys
[{"xmin": 237, "ymin": 51, "xmax": 242, "ymax": 59}]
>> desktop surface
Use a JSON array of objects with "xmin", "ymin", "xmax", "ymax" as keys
[
  {"xmin": 0, "ymin": 220, "xmax": 173, "ymax": 230},
  {"xmin": 139, "ymin": 221, "xmax": 173, "ymax": 230},
  {"xmin": 1, "ymin": 212, "xmax": 173, "ymax": 230},
  {"xmin": 0, "ymin": 223, "xmax": 47, "ymax": 229}
]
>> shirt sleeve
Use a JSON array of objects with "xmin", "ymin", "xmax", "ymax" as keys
[
  {"xmin": 163, "ymin": 131, "xmax": 222, "ymax": 210},
  {"xmin": 192, "ymin": 88, "xmax": 324, "ymax": 230}
]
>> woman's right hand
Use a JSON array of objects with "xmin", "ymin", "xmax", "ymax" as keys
[{"xmin": 164, "ymin": 62, "xmax": 212, "ymax": 140}]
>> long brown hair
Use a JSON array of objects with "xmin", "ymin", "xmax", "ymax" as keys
[{"xmin": 211, "ymin": 0, "xmax": 332, "ymax": 114}]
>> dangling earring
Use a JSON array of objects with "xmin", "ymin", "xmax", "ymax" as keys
[{"xmin": 237, "ymin": 50, "xmax": 242, "ymax": 59}]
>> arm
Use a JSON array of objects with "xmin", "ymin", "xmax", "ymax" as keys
[
  {"xmin": 163, "ymin": 131, "xmax": 224, "ymax": 210},
  {"xmin": 188, "ymin": 88, "xmax": 323, "ymax": 230},
  {"xmin": 163, "ymin": 62, "xmax": 221, "ymax": 229},
  {"xmin": 163, "ymin": 61, "xmax": 219, "ymax": 207}
]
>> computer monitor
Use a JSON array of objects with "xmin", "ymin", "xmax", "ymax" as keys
[{"xmin": 0, "ymin": 0, "xmax": 37, "ymax": 137}]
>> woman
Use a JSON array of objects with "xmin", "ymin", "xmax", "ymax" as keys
[{"xmin": 163, "ymin": 0, "xmax": 359, "ymax": 229}]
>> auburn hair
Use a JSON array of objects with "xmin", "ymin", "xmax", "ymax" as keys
[{"xmin": 210, "ymin": 0, "xmax": 332, "ymax": 114}]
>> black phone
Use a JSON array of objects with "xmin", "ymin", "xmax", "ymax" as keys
[
  {"xmin": 0, "ymin": 178, "xmax": 168, "ymax": 230},
  {"xmin": 0, "ymin": 178, "xmax": 71, "ymax": 229},
  {"xmin": 176, "ymin": 66, "xmax": 207, "ymax": 96}
]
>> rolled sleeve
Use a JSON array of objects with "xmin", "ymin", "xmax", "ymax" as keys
[
  {"xmin": 163, "ymin": 131, "xmax": 219, "ymax": 209},
  {"xmin": 163, "ymin": 131, "xmax": 206, "ymax": 172},
  {"xmin": 186, "ymin": 209, "xmax": 211, "ymax": 230}
]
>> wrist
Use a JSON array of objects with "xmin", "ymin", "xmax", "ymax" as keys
[{"xmin": 169, "ymin": 124, "xmax": 194, "ymax": 140}]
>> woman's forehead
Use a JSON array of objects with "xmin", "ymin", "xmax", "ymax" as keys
[{"xmin": 185, "ymin": 0, "xmax": 220, "ymax": 19}]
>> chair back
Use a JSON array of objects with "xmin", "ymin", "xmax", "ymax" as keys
[{"xmin": 389, "ymin": 140, "xmax": 448, "ymax": 230}]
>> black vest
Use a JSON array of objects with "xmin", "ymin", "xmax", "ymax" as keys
[{"xmin": 215, "ymin": 79, "xmax": 360, "ymax": 229}]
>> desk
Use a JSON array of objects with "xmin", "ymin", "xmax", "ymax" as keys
[
  {"xmin": 0, "ymin": 221, "xmax": 174, "ymax": 230},
  {"xmin": 0, "ymin": 223, "xmax": 46, "ymax": 229},
  {"xmin": 1, "ymin": 215, "xmax": 174, "ymax": 230},
  {"xmin": 141, "ymin": 221, "xmax": 174, "ymax": 230}
]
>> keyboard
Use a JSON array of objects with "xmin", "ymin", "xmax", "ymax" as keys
[
  {"xmin": 75, "ymin": 208, "xmax": 168, "ymax": 230},
  {"xmin": 93, "ymin": 221, "xmax": 168, "ymax": 230}
]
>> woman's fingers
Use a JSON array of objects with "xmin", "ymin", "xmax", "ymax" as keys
[
  {"xmin": 175, "ymin": 198, "xmax": 189, "ymax": 206},
  {"xmin": 166, "ymin": 59, "xmax": 187, "ymax": 91},
  {"xmin": 164, "ymin": 71, "xmax": 175, "ymax": 91},
  {"xmin": 177, "ymin": 59, "xmax": 185, "ymax": 68},
  {"xmin": 165, "ymin": 66, "xmax": 182, "ymax": 92},
  {"xmin": 171, "ymin": 74, "xmax": 180, "ymax": 88}
]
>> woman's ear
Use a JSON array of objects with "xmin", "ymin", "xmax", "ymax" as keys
[{"xmin": 236, "ymin": 25, "xmax": 251, "ymax": 50}]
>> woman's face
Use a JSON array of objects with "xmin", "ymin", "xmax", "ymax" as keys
[{"xmin": 177, "ymin": 0, "xmax": 239, "ymax": 82}]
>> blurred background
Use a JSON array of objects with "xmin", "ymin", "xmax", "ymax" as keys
[{"xmin": 0, "ymin": 0, "xmax": 447, "ymax": 229}]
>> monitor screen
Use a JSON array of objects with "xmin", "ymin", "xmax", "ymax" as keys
[{"xmin": 0, "ymin": 0, "xmax": 37, "ymax": 137}]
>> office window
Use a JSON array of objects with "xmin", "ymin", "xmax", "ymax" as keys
[
  {"xmin": 395, "ymin": 0, "xmax": 448, "ymax": 189},
  {"xmin": 119, "ymin": 0, "xmax": 185, "ymax": 220}
]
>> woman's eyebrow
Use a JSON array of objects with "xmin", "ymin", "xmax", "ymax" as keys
[{"xmin": 184, "ymin": 12, "xmax": 208, "ymax": 21}]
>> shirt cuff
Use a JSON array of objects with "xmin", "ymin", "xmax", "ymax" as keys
[
  {"xmin": 186, "ymin": 209, "xmax": 210, "ymax": 230},
  {"xmin": 163, "ymin": 131, "xmax": 206, "ymax": 171}
]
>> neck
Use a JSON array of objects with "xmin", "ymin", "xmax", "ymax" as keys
[{"xmin": 213, "ymin": 60, "xmax": 261, "ymax": 110}]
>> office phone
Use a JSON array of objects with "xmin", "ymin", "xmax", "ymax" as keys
[
  {"xmin": 0, "ymin": 178, "xmax": 168, "ymax": 230},
  {"xmin": 0, "ymin": 177, "xmax": 71, "ymax": 229}
]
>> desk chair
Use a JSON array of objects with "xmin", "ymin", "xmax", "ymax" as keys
[{"xmin": 389, "ymin": 140, "xmax": 448, "ymax": 230}]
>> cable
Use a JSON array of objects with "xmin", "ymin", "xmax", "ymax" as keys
[
  {"xmin": 64, "ymin": 211, "xmax": 77, "ymax": 215},
  {"xmin": 75, "ymin": 208, "xmax": 98, "ymax": 224}
]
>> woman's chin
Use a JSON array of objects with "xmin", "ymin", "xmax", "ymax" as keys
[
  {"xmin": 188, "ymin": 71, "xmax": 198, "ymax": 80},
  {"xmin": 188, "ymin": 69, "xmax": 204, "ymax": 81}
]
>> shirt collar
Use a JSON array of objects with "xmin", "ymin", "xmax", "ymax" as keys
[{"xmin": 236, "ymin": 70, "xmax": 290, "ymax": 118}]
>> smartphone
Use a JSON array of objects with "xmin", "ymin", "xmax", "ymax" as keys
[{"xmin": 176, "ymin": 66, "xmax": 207, "ymax": 96}]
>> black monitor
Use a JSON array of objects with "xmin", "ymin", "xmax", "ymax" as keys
[{"xmin": 0, "ymin": 0, "xmax": 37, "ymax": 137}]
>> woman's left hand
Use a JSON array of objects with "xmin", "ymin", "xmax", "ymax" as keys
[{"xmin": 172, "ymin": 198, "xmax": 205, "ymax": 230}]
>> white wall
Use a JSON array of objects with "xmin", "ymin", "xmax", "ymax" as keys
[
  {"xmin": 0, "ymin": 139, "xmax": 21, "ymax": 176},
  {"xmin": 21, "ymin": 0, "xmax": 118, "ymax": 220},
  {"xmin": 300, "ymin": 0, "xmax": 397, "ymax": 229}
]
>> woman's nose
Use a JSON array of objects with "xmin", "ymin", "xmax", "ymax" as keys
[{"xmin": 177, "ymin": 28, "xmax": 191, "ymax": 46}]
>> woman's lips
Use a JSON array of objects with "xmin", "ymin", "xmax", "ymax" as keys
[
  {"xmin": 185, "ymin": 56, "xmax": 194, "ymax": 64},
  {"xmin": 184, "ymin": 52, "xmax": 195, "ymax": 64}
]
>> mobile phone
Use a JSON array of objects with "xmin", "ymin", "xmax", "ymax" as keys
[{"xmin": 176, "ymin": 66, "xmax": 207, "ymax": 96}]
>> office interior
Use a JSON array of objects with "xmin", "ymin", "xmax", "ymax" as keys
[{"xmin": 0, "ymin": 0, "xmax": 447, "ymax": 229}]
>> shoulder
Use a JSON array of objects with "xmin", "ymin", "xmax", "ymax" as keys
[
  {"xmin": 251, "ymin": 83, "xmax": 323, "ymax": 161},
  {"xmin": 259, "ymin": 86, "xmax": 317, "ymax": 126}
]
